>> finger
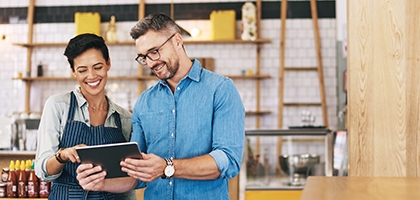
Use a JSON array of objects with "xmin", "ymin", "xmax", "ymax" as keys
[
  {"xmin": 78, "ymin": 172, "xmax": 106, "ymax": 190},
  {"xmin": 76, "ymin": 163, "xmax": 94, "ymax": 174},
  {"xmin": 77, "ymin": 166, "xmax": 105, "ymax": 182}
]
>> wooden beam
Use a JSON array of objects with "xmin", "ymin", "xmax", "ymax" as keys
[{"xmin": 310, "ymin": 0, "xmax": 328, "ymax": 127}]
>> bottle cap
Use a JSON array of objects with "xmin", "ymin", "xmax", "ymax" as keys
[
  {"xmin": 30, "ymin": 160, "xmax": 35, "ymax": 170},
  {"xmin": 20, "ymin": 160, "xmax": 25, "ymax": 170},
  {"xmin": 15, "ymin": 160, "xmax": 20, "ymax": 170},
  {"xmin": 9, "ymin": 160, "xmax": 15, "ymax": 170},
  {"xmin": 25, "ymin": 160, "xmax": 31, "ymax": 170}
]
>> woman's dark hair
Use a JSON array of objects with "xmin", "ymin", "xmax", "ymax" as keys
[
  {"xmin": 130, "ymin": 13, "xmax": 181, "ymax": 40},
  {"xmin": 63, "ymin": 33, "xmax": 109, "ymax": 71}
]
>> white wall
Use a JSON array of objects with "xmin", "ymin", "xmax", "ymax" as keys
[{"xmin": 0, "ymin": 0, "xmax": 337, "ymax": 131}]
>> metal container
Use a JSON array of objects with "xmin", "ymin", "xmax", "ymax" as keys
[{"xmin": 279, "ymin": 154, "xmax": 320, "ymax": 186}]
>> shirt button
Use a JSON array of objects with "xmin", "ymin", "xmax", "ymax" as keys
[
  {"xmin": 177, "ymin": 87, "xmax": 180, "ymax": 90},
  {"xmin": 172, "ymin": 110, "xmax": 175, "ymax": 113},
  {"xmin": 169, "ymin": 181, "xmax": 172, "ymax": 185},
  {"xmin": 171, "ymin": 133, "xmax": 174, "ymax": 137}
]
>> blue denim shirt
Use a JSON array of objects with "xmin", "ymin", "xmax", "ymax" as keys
[{"xmin": 131, "ymin": 59, "xmax": 245, "ymax": 200}]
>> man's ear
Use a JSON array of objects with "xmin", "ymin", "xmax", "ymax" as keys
[{"xmin": 174, "ymin": 33, "xmax": 184, "ymax": 48}]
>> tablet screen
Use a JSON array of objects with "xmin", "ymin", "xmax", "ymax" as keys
[{"xmin": 76, "ymin": 142, "xmax": 142, "ymax": 178}]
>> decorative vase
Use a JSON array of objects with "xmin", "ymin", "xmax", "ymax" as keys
[
  {"xmin": 105, "ymin": 15, "xmax": 117, "ymax": 43},
  {"xmin": 241, "ymin": 2, "xmax": 257, "ymax": 41}
]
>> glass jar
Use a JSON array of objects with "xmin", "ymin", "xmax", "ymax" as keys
[
  {"xmin": 1, "ymin": 168, "xmax": 8, "ymax": 182},
  {"xmin": 0, "ymin": 182, "xmax": 6, "ymax": 198}
]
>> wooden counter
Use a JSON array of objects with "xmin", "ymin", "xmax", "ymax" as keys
[{"xmin": 301, "ymin": 176, "xmax": 420, "ymax": 200}]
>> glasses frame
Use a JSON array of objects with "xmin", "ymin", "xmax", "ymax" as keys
[{"xmin": 135, "ymin": 33, "xmax": 176, "ymax": 65}]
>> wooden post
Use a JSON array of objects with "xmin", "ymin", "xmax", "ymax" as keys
[
  {"xmin": 310, "ymin": 0, "xmax": 328, "ymax": 127},
  {"xmin": 25, "ymin": 0, "xmax": 35, "ymax": 113}
]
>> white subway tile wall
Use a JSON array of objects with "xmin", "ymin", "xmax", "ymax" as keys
[{"xmin": 0, "ymin": 0, "xmax": 336, "ymax": 166}]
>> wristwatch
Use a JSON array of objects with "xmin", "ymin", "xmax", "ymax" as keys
[
  {"xmin": 55, "ymin": 148, "xmax": 67, "ymax": 164},
  {"xmin": 162, "ymin": 158, "xmax": 175, "ymax": 179}
]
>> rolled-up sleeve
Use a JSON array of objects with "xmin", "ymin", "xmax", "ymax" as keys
[
  {"xmin": 210, "ymin": 79, "xmax": 245, "ymax": 179},
  {"xmin": 35, "ymin": 95, "xmax": 65, "ymax": 181}
]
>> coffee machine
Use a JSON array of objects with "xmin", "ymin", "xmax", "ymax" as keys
[{"xmin": 11, "ymin": 118, "xmax": 39, "ymax": 151}]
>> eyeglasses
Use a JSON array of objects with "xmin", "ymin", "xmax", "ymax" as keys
[{"xmin": 135, "ymin": 34, "xmax": 176, "ymax": 65}]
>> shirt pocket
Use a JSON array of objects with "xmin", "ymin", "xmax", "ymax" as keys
[{"xmin": 139, "ymin": 111, "xmax": 164, "ymax": 145}]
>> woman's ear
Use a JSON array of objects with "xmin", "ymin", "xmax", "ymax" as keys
[
  {"xmin": 71, "ymin": 68, "xmax": 76, "ymax": 77},
  {"xmin": 106, "ymin": 58, "xmax": 111, "ymax": 71}
]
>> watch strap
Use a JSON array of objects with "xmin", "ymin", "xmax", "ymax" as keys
[{"xmin": 55, "ymin": 148, "xmax": 67, "ymax": 164}]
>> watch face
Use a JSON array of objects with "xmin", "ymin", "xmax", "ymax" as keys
[{"xmin": 165, "ymin": 165, "xmax": 175, "ymax": 177}]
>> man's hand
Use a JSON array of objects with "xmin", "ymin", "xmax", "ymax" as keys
[{"xmin": 121, "ymin": 153, "xmax": 166, "ymax": 182}]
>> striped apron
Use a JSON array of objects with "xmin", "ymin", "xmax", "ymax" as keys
[{"xmin": 48, "ymin": 92, "xmax": 127, "ymax": 200}]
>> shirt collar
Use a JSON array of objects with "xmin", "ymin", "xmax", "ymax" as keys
[
  {"xmin": 73, "ymin": 87, "xmax": 117, "ymax": 114},
  {"xmin": 158, "ymin": 58, "xmax": 202, "ymax": 87}
]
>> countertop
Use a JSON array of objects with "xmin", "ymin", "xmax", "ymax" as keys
[{"xmin": 300, "ymin": 176, "xmax": 420, "ymax": 200}]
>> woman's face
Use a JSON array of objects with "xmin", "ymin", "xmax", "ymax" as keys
[{"xmin": 72, "ymin": 48, "xmax": 110, "ymax": 98}]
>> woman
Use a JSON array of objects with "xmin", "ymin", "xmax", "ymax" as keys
[{"xmin": 35, "ymin": 33, "xmax": 136, "ymax": 199}]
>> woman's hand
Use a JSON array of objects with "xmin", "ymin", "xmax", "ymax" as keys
[
  {"xmin": 58, "ymin": 144, "xmax": 86, "ymax": 163},
  {"xmin": 76, "ymin": 163, "xmax": 107, "ymax": 191}
]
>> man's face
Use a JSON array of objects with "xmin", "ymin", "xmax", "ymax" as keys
[{"xmin": 135, "ymin": 31, "xmax": 179, "ymax": 80}]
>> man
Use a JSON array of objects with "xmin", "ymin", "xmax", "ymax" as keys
[{"xmin": 76, "ymin": 13, "xmax": 245, "ymax": 200}]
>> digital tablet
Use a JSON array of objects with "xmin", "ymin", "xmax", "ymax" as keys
[{"xmin": 76, "ymin": 142, "xmax": 142, "ymax": 178}]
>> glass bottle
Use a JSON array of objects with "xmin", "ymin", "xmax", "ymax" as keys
[
  {"xmin": 27, "ymin": 160, "xmax": 39, "ymax": 198},
  {"xmin": 18, "ymin": 160, "xmax": 27, "ymax": 198},
  {"xmin": 39, "ymin": 179, "xmax": 50, "ymax": 198},
  {"xmin": 6, "ymin": 160, "xmax": 17, "ymax": 198},
  {"xmin": 25, "ymin": 160, "xmax": 31, "ymax": 178}
]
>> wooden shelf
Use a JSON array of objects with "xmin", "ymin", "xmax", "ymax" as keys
[
  {"xmin": 13, "ymin": 38, "xmax": 271, "ymax": 48},
  {"xmin": 228, "ymin": 75, "xmax": 271, "ymax": 79},
  {"xmin": 284, "ymin": 67, "xmax": 318, "ymax": 71},
  {"xmin": 284, "ymin": 102, "xmax": 322, "ymax": 106},
  {"xmin": 246, "ymin": 110, "xmax": 271, "ymax": 115},
  {"xmin": 13, "ymin": 76, "xmax": 157, "ymax": 81},
  {"xmin": 183, "ymin": 38, "xmax": 271, "ymax": 44},
  {"xmin": 13, "ymin": 41, "xmax": 135, "ymax": 47},
  {"xmin": 13, "ymin": 74, "xmax": 271, "ymax": 81},
  {"xmin": 0, "ymin": 151, "xmax": 36, "ymax": 156}
]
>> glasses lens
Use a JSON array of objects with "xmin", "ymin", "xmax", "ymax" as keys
[
  {"xmin": 135, "ymin": 55, "xmax": 146, "ymax": 65},
  {"xmin": 147, "ymin": 51, "xmax": 160, "ymax": 61}
]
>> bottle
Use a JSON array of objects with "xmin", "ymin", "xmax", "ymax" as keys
[
  {"xmin": 6, "ymin": 160, "xmax": 17, "ymax": 198},
  {"xmin": 25, "ymin": 160, "xmax": 31, "ymax": 179},
  {"xmin": 14, "ymin": 160, "xmax": 21, "ymax": 178},
  {"xmin": 18, "ymin": 160, "xmax": 27, "ymax": 198},
  {"xmin": 37, "ymin": 62, "xmax": 43, "ymax": 77},
  {"xmin": 39, "ymin": 179, "xmax": 50, "ymax": 198},
  {"xmin": 27, "ymin": 160, "xmax": 39, "ymax": 198}
]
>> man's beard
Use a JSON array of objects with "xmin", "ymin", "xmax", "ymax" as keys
[{"xmin": 153, "ymin": 60, "xmax": 179, "ymax": 80}]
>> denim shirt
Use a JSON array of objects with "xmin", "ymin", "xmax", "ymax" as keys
[{"xmin": 131, "ymin": 59, "xmax": 245, "ymax": 200}]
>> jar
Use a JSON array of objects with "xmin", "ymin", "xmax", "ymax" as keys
[
  {"xmin": 0, "ymin": 182, "xmax": 6, "ymax": 197},
  {"xmin": 1, "ymin": 168, "xmax": 8, "ymax": 182}
]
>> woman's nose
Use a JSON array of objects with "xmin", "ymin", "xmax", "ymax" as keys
[{"xmin": 87, "ymin": 69, "xmax": 97, "ymax": 78}]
